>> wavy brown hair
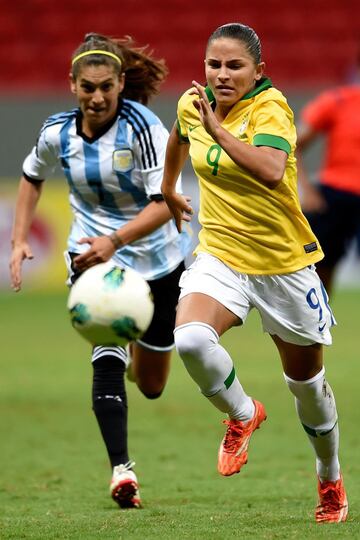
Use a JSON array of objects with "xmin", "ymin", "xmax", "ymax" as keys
[{"xmin": 71, "ymin": 33, "xmax": 168, "ymax": 104}]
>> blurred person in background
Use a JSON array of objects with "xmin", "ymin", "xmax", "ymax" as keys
[
  {"xmin": 161, "ymin": 22, "xmax": 348, "ymax": 523},
  {"xmin": 296, "ymin": 54, "xmax": 360, "ymax": 296},
  {"xmin": 9, "ymin": 33, "xmax": 191, "ymax": 509}
]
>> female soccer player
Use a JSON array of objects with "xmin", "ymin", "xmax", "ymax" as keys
[
  {"xmin": 10, "ymin": 33, "xmax": 191, "ymax": 509},
  {"xmin": 161, "ymin": 23, "xmax": 348, "ymax": 523}
]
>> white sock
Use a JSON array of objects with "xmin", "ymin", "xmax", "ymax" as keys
[
  {"xmin": 284, "ymin": 368, "xmax": 340, "ymax": 482},
  {"xmin": 174, "ymin": 322, "xmax": 255, "ymax": 422}
]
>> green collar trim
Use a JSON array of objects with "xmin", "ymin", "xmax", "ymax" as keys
[
  {"xmin": 242, "ymin": 77, "xmax": 272, "ymax": 100},
  {"xmin": 204, "ymin": 77, "xmax": 272, "ymax": 103}
]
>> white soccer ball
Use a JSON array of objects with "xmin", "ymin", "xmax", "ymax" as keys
[{"xmin": 67, "ymin": 261, "xmax": 154, "ymax": 346}]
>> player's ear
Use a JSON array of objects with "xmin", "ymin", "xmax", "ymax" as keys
[
  {"xmin": 255, "ymin": 62, "xmax": 265, "ymax": 81},
  {"xmin": 69, "ymin": 73, "xmax": 77, "ymax": 94},
  {"xmin": 118, "ymin": 72, "xmax": 125, "ymax": 94}
]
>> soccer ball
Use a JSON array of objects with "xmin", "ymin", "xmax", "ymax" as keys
[{"xmin": 67, "ymin": 261, "xmax": 154, "ymax": 346}]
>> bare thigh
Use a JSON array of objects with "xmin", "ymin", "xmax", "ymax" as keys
[
  {"xmin": 176, "ymin": 292, "xmax": 241, "ymax": 337},
  {"xmin": 271, "ymin": 334, "xmax": 324, "ymax": 381}
]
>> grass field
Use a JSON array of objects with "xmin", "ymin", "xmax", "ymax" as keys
[{"xmin": 0, "ymin": 288, "xmax": 359, "ymax": 539}]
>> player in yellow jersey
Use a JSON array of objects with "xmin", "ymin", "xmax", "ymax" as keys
[{"xmin": 161, "ymin": 23, "xmax": 347, "ymax": 523}]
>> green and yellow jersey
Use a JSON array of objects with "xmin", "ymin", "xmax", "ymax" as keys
[{"xmin": 177, "ymin": 78, "xmax": 324, "ymax": 275}]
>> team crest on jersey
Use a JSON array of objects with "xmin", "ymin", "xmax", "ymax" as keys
[
  {"xmin": 238, "ymin": 116, "xmax": 249, "ymax": 136},
  {"xmin": 112, "ymin": 149, "xmax": 134, "ymax": 173}
]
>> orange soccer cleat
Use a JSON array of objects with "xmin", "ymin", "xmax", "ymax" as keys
[
  {"xmin": 218, "ymin": 399, "xmax": 267, "ymax": 476},
  {"xmin": 315, "ymin": 475, "xmax": 348, "ymax": 523}
]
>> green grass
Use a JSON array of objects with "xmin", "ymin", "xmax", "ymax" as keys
[{"xmin": 0, "ymin": 289, "xmax": 359, "ymax": 539}]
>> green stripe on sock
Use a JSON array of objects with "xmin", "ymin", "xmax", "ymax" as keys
[{"xmin": 224, "ymin": 366, "xmax": 235, "ymax": 389}]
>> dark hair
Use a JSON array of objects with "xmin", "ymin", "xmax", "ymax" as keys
[
  {"xmin": 71, "ymin": 33, "xmax": 168, "ymax": 104},
  {"xmin": 207, "ymin": 23, "xmax": 262, "ymax": 64}
]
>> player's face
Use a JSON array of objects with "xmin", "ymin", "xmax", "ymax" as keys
[
  {"xmin": 205, "ymin": 38, "xmax": 264, "ymax": 109},
  {"xmin": 70, "ymin": 64, "xmax": 125, "ymax": 134}
]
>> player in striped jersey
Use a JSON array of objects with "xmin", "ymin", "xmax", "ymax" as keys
[
  {"xmin": 161, "ymin": 23, "xmax": 347, "ymax": 523},
  {"xmin": 10, "ymin": 33, "xmax": 191, "ymax": 509}
]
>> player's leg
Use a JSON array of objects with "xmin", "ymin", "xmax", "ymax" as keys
[
  {"xmin": 92, "ymin": 346, "xmax": 129, "ymax": 468},
  {"xmin": 256, "ymin": 265, "xmax": 347, "ymax": 523},
  {"xmin": 65, "ymin": 252, "xmax": 140, "ymax": 508},
  {"xmin": 128, "ymin": 343, "xmax": 171, "ymax": 398},
  {"xmin": 129, "ymin": 262, "xmax": 184, "ymax": 398},
  {"xmin": 272, "ymin": 336, "xmax": 347, "ymax": 522},
  {"xmin": 91, "ymin": 345, "xmax": 140, "ymax": 508},
  {"xmin": 272, "ymin": 336, "xmax": 340, "ymax": 483},
  {"xmin": 174, "ymin": 253, "xmax": 267, "ymax": 476}
]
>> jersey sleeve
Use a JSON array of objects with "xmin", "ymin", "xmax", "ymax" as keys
[
  {"xmin": 22, "ymin": 124, "xmax": 59, "ymax": 180},
  {"xmin": 177, "ymin": 93, "xmax": 190, "ymax": 142},
  {"xmin": 252, "ymin": 97, "xmax": 294, "ymax": 155},
  {"xmin": 300, "ymin": 90, "xmax": 337, "ymax": 132},
  {"xmin": 133, "ymin": 122, "xmax": 183, "ymax": 198},
  {"xmin": 176, "ymin": 89, "xmax": 200, "ymax": 143}
]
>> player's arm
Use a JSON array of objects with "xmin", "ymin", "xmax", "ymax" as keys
[
  {"xmin": 74, "ymin": 122, "xmax": 192, "ymax": 271},
  {"xmin": 10, "ymin": 176, "xmax": 44, "ymax": 291},
  {"xmin": 161, "ymin": 122, "xmax": 193, "ymax": 232},
  {"xmin": 191, "ymin": 81, "xmax": 287, "ymax": 187},
  {"xmin": 211, "ymin": 127, "xmax": 287, "ymax": 187},
  {"xmin": 296, "ymin": 122, "xmax": 327, "ymax": 212},
  {"xmin": 74, "ymin": 200, "xmax": 174, "ymax": 272}
]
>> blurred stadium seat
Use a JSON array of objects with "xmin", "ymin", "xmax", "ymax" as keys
[{"xmin": 1, "ymin": 0, "xmax": 360, "ymax": 93}]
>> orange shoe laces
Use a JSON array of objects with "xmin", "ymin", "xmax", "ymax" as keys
[
  {"xmin": 318, "ymin": 481, "xmax": 343, "ymax": 512},
  {"xmin": 222, "ymin": 420, "xmax": 245, "ymax": 452}
]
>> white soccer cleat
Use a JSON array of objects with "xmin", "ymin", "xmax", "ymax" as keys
[{"xmin": 110, "ymin": 461, "xmax": 141, "ymax": 509}]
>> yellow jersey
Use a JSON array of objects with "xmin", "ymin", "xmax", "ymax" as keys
[{"xmin": 177, "ymin": 78, "xmax": 324, "ymax": 274}]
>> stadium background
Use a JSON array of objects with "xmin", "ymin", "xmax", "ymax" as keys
[
  {"xmin": 1, "ymin": 0, "xmax": 360, "ymax": 290},
  {"xmin": 1, "ymin": 3, "xmax": 359, "ymax": 537}
]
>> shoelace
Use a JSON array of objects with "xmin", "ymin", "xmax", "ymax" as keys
[
  {"xmin": 318, "ymin": 482, "xmax": 342, "ymax": 512},
  {"xmin": 222, "ymin": 420, "xmax": 245, "ymax": 452},
  {"xmin": 114, "ymin": 460, "xmax": 136, "ymax": 474}
]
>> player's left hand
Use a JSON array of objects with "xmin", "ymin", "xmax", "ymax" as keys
[
  {"xmin": 190, "ymin": 80, "xmax": 221, "ymax": 139},
  {"xmin": 73, "ymin": 236, "xmax": 115, "ymax": 271}
]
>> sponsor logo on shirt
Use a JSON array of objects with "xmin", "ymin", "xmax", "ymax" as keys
[{"xmin": 189, "ymin": 124, "xmax": 201, "ymax": 132}]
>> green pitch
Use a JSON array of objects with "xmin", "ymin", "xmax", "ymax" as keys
[{"xmin": 0, "ymin": 289, "xmax": 359, "ymax": 539}]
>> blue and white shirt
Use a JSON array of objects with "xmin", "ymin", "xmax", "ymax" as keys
[{"xmin": 23, "ymin": 99, "xmax": 192, "ymax": 281}]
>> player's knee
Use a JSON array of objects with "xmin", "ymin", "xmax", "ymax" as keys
[
  {"xmin": 140, "ymin": 389, "xmax": 163, "ymax": 400},
  {"xmin": 135, "ymin": 370, "xmax": 167, "ymax": 398},
  {"xmin": 284, "ymin": 367, "xmax": 327, "ymax": 400},
  {"xmin": 174, "ymin": 322, "xmax": 218, "ymax": 362}
]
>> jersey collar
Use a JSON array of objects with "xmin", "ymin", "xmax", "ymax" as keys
[
  {"xmin": 205, "ymin": 77, "xmax": 273, "ymax": 104},
  {"xmin": 76, "ymin": 100, "xmax": 123, "ymax": 143}
]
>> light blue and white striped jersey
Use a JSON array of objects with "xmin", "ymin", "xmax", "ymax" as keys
[{"xmin": 23, "ymin": 99, "xmax": 192, "ymax": 281}]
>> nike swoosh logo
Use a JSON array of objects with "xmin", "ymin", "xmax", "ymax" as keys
[
  {"xmin": 189, "ymin": 125, "xmax": 201, "ymax": 132},
  {"xmin": 319, "ymin": 323, "xmax": 326, "ymax": 332}
]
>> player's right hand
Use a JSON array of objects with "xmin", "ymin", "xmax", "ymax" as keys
[
  {"xmin": 9, "ymin": 243, "xmax": 34, "ymax": 292},
  {"xmin": 162, "ymin": 192, "xmax": 193, "ymax": 233}
]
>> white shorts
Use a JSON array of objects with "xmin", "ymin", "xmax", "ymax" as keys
[{"xmin": 178, "ymin": 252, "xmax": 336, "ymax": 346}]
